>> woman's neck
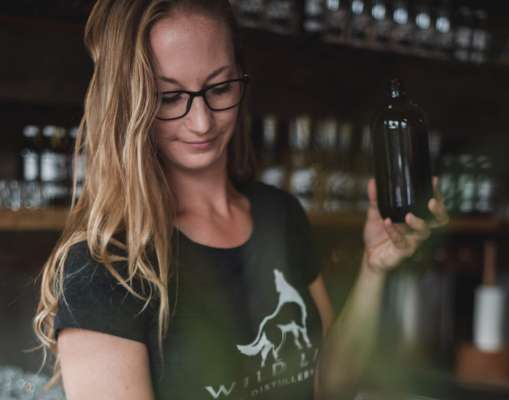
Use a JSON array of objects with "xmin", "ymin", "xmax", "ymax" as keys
[{"xmin": 165, "ymin": 159, "xmax": 237, "ymax": 218}]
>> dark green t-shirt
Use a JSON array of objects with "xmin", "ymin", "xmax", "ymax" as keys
[{"xmin": 54, "ymin": 181, "xmax": 323, "ymax": 400}]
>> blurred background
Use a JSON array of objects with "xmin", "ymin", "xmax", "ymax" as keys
[{"xmin": 2, "ymin": 0, "xmax": 509, "ymax": 399}]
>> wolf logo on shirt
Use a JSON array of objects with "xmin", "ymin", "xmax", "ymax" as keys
[{"xmin": 237, "ymin": 269, "xmax": 312, "ymax": 368}]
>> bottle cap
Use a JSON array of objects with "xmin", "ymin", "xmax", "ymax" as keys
[
  {"xmin": 387, "ymin": 78, "xmax": 406, "ymax": 99},
  {"xmin": 43, "ymin": 125, "xmax": 57, "ymax": 137},
  {"xmin": 23, "ymin": 125, "xmax": 39, "ymax": 138}
]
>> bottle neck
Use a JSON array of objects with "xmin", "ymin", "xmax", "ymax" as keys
[{"xmin": 389, "ymin": 88, "xmax": 408, "ymax": 100}]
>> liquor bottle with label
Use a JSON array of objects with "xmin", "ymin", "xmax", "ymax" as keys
[
  {"xmin": 258, "ymin": 114, "xmax": 287, "ymax": 189},
  {"xmin": 41, "ymin": 126, "xmax": 70, "ymax": 207},
  {"xmin": 288, "ymin": 115, "xmax": 317, "ymax": 211},
  {"xmin": 265, "ymin": 0, "xmax": 302, "ymax": 35},
  {"xmin": 20, "ymin": 125, "xmax": 43, "ymax": 182},
  {"xmin": 370, "ymin": 79, "xmax": 433, "ymax": 222},
  {"xmin": 68, "ymin": 126, "xmax": 87, "ymax": 200},
  {"xmin": 325, "ymin": 121, "xmax": 356, "ymax": 212},
  {"xmin": 324, "ymin": 0, "xmax": 349, "ymax": 43},
  {"xmin": 303, "ymin": 0, "xmax": 326, "ymax": 34}
]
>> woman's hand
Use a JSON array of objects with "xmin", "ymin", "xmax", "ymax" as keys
[{"xmin": 363, "ymin": 177, "xmax": 449, "ymax": 273}]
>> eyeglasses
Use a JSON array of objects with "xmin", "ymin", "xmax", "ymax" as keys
[{"xmin": 156, "ymin": 74, "xmax": 250, "ymax": 121}]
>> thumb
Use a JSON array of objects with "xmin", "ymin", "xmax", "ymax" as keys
[{"xmin": 368, "ymin": 178, "xmax": 377, "ymax": 208}]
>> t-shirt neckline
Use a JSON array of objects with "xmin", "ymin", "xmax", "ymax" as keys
[{"xmin": 173, "ymin": 181, "xmax": 257, "ymax": 252}]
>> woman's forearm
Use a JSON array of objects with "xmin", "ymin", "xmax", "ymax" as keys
[{"xmin": 318, "ymin": 252, "xmax": 387, "ymax": 397}]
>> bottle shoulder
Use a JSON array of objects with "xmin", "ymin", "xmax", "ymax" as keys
[{"xmin": 373, "ymin": 101, "xmax": 427, "ymax": 125}]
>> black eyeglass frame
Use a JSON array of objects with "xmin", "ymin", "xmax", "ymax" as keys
[{"xmin": 156, "ymin": 73, "xmax": 250, "ymax": 121}]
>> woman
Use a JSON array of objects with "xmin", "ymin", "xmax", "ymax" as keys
[{"xmin": 34, "ymin": 1, "xmax": 449, "ymax": 399}]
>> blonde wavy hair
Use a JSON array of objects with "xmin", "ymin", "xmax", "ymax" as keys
[{"xmin": 33, "ymin": 0, "xmax": 255, "ymax": 389}]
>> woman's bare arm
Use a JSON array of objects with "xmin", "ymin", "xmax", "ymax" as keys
[
  {"xmin": 309, "ymin": 274, "xmax": 335, "ymax": 400},
  {"xmin": 58, "ymin": 328, "xmax": 155, "ymax": 400}
]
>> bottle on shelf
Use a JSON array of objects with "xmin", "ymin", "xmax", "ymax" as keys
[
  {"xmin": 323, "ymin": 0, "xmax": 350, "ymax": 43},
  {"xmin": 313, "ymin": 117, "xmax": 338, "ymax": 211},
  {"xmin": 433, "ymin": 0, "xmax": 454, "ymax": 55},
  {"xmin": 303, "ymin": 0, "xmax": 326, "ymax": 34},
  {"xmin": 41, "ymin": 125, "xmax": 70, "ymax": 207},
  {"xmin": 324, "ymin": 120, "xmax": 356, "ymax": 212},
  {"xmin": 68, "ymin": 126, "xmax": 87, "ymax": 201},
  {"xmin": 474, "ymin": 155, "xmax": 496, "ymax": 216},
  {"xmin": 412, "ymin": 0, "xmax": 434, "ymax": 51},
  {"xmin": 390, "ymin": 0, "xmax": 414, "ymax": 47},
  {"xmin": 453, "ymin": 6, "xmax": 474, "ymax": 62},
  {"xmin": 369, "ymin": 0, "xmax": 392, "ymax": 44},
  {"xmin": 234, "ymin": 0, "xmax": 266, "ymax": 29},
  {"xmin": 470, "ymin": 9, "xmax": 491, "ymax": 64},
  {"xmin": 288, "ymin": 114, "xmax": 318, "ymax": 211},
  {"xmin": 438, "ymin": 154, "xmax": 458, "ymax": 215},
  {"xmin": 353, "ymin": 124, "xmax": 372, "ymax": 211},
  {"xmin": 20, "ymin": 125, "xmax": 43, "ymax": 183},
  {"xmin": 265, "ymin": 0, "xmax": 302, "ymax": 35},
  {"xmin": 258, "ymin": 114, "xmax": 287, "ymax": 190},
  {"xmin": 456, "ymin": 153, "xmax": 476, "ymax": 215},
  {"xmin": 349, "ymin": 0, "xmax": 371, "ymax": 44},
  {"xmin": 370, "ymin": 78, "xmax": 433, "ymax": 222}
]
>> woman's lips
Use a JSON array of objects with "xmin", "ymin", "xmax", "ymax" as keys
[{"xmin": 181, "ymin": 136, "xmax": 217, "ymax": 150}]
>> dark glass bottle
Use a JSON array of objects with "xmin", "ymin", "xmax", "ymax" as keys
[{"xmin": 371, "ymin": 79, "xmax": 433, "ymax": 222}]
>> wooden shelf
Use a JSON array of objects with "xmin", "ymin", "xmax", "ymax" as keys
[
  {"xmin": 0, "ymin": 208, "xmax": 507, "ymax": 235},
  {"xmin": 0, "ymin": 208, "xmax": 68, "ymax": 231},
  {"xmin": 310, "ymin": 211, "xmax": 507, "ymax": 235}
]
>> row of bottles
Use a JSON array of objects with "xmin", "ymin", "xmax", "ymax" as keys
[
  {"xmin": 231, "ymin": 0, "xmax": 493, "ymax": 63},
  {"xmin": 19, "ymin": 124, "xmax": 85, "ymax": 207},
  {"xmin": 439, "ymin": 153, "xmax": 498, "ymax": 217},
  {"xmin": 250, "ymin": 111, "xmax": 501, "ymax": 218},
  {"xmin": 5, "ymin": 118, "xmax": 502, "ymax": 218},
  {"xmin": 251, "ymin": 114, "xmax": 373, "ymax": 212}
]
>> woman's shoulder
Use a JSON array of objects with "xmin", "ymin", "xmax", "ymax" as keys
[
  {"xmin": 62, "ymin": 240, "xmax": 130, "ymax": 287},
  {"xmin": 55, "ymin": 240, "xmax": 153, "ymax": 344}
]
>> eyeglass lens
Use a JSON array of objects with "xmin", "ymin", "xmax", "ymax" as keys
[{"xmin": 157, "ymin": 80, "xmax": 245, "ymax": 120}]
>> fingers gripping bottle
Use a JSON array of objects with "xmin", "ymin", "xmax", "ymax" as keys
[{"xmin": 371, "ymin": 78, "xmax": 433, "ymax": 223}]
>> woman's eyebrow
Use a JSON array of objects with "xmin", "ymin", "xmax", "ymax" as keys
[{"xmin": 158, "ymin": 65, "xmax": 232, "ymax": 86}]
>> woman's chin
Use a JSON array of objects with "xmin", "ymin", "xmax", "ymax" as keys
[{"xmin": 168, "ymin": 152, "xmax": 225, "ymax": 174}]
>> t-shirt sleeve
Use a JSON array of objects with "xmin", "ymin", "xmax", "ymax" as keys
[
  {"xmin": 286, "ymin": 194, "xmax": 322, "ymax": 286},
  {"xmin": 53, "ymin": 241, "xmax": 153, "ymax": 344}
]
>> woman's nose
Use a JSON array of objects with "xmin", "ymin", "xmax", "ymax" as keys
[{"xmin": 185, "ymin": 96, "xmax": 213, "ymax": 135}]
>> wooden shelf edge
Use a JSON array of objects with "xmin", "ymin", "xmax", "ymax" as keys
[
  {"xmin": 0, "ymin": 208, "xmax": 506, "ymax": 234},
  {"xmin": 309, "ymin": 212, "xmax": 507, "ymax": 235},
  {"xmin": 0, "ymin": 208, "xmax": 69, "ymax": 231}
]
